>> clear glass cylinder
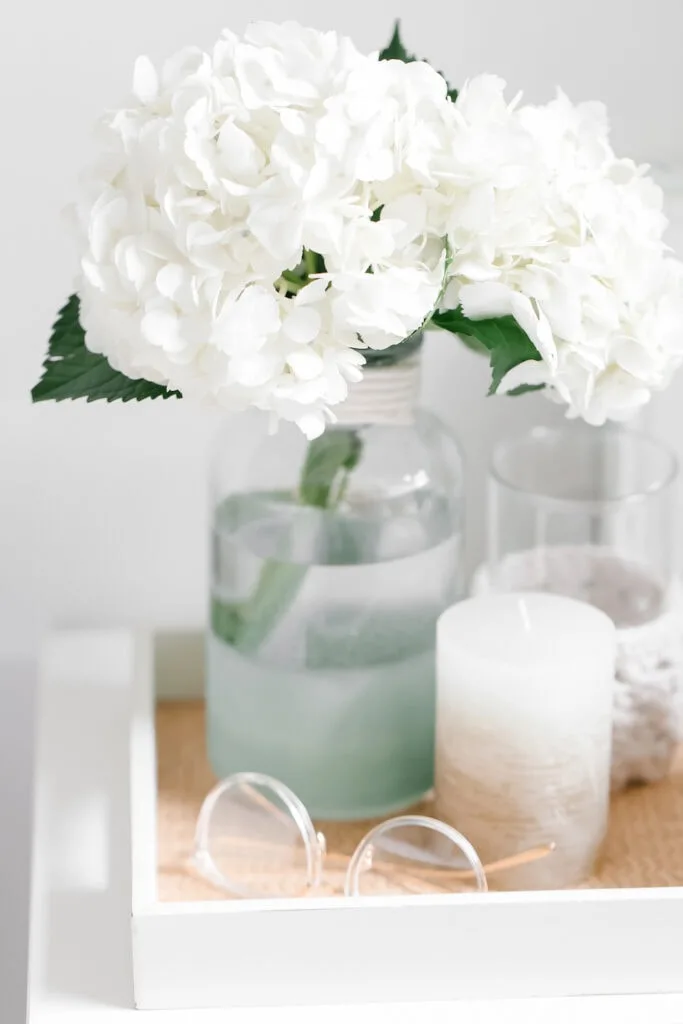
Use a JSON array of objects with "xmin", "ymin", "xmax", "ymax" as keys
[
  {"xmin": 206, "ymin": 365, "xmax": 464, "ymax": 821},
  {"xmin": 484, "ymin": 424, "xmax": 678, "ymax": 627}
]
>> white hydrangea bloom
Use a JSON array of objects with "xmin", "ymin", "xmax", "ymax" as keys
[
  {"xmin": 441, "ymin": 76, "xmax": 683, "ymax": 424},
  {"xmin": 73, "ymin": 24, "xmax": 683, "ymax": 434},
  {"xmin": 75, "ymin": 22, "xmax": 452, "ymax": 436}
]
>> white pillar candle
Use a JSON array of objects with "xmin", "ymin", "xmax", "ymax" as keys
[{"xmin": 435, "ymin": 592, "xmax": 616, "ymax": 890}]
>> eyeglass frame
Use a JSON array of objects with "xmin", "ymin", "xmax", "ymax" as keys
[{"xmin": 192, "ymin": 771, "xmax": 553, "ymax": 900}]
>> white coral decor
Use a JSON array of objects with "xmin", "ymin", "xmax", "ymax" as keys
[{"xmin": 73, "ymin": 22, "xmax": 683, "ymax": 436}]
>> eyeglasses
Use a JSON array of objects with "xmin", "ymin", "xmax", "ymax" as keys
[{"xmin": 191, "ymin": 772, "xmax": 554, "ymax": 899}]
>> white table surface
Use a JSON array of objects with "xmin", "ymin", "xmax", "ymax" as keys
[{"xmin": 25, "ymin": 632, "xmax": 683, "ymax": 1023}]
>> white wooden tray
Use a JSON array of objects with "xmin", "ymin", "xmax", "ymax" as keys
[{"xmin": 123, "ymin": 630, "xmax": 683, "ymax": 1010}]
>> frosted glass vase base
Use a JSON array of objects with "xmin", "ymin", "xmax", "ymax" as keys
[
  {"xmin": 472, "ymin": 546, "xmax": 683, "ymax": 791},
  {"xmin": 206, "ymin": 631, "xmax": 436, "ymax": 821}
]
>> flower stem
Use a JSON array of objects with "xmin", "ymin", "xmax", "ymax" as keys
[{"xmin": 212, "ymin": 428, "xmax": 363, "ymax": 653}]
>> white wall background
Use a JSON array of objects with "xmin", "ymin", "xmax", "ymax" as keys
[{"xmin": 2, "ymin": 0, "xmax": 683, "ymax": 658}]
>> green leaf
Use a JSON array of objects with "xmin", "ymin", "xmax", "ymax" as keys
[
  {"xmin": 432, "ymin": 307, "xmax": 542, "ymax": 394},
  {"xmin": 298, "ymin": 429, "xmax": 363, "ymax": 508},
  {"xmin": 379, "ymin": 20, "xmax": 416, "ymax": 62},
  {"xmin": 379, "ymin": 20, "xmax": 458, "ymax": 100},
  {"xmin": 32, "ymin": 294, "xmax": 181, "ymax": 403},
  {"xmin": 506, "ymin": 383, "xmax": 546, "ymax": 397}
]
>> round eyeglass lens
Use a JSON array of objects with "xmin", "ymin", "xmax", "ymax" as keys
[
  {"xmin": 344, "ymin": 815, "xmax": 488, "ymax": 897},
  {"xmin": 193, "ymin": 772, "xmax": 320, "ymax": 899}
]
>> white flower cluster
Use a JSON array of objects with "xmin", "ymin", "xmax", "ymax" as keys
[
  {"xmin": 442, "ymin": 78, "xmax": 683, "ymax": 424},
  {"xmin": 75, "ymin": 22, "xmax": 683, "ymax": 435},
  {"xmin": 75, "ymin": 22, "xmax": 451, "ymax": 437}
]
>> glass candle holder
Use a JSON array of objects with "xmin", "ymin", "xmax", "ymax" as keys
[
  {"xmin": 473, "ymin": 423, "xmax": 682, "ymax": 790},
  {"xmin": 484, "ymin": 424, "xmax": 678, "ymax": 626}
]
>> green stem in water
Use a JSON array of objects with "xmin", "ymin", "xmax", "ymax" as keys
[
  {"xmin": 211, "ymin": 428, "xmax": 363, "ymax": 653},
  {"xmin": 298, "ymin": 430, "xmax": 362, "ymax": 507}
]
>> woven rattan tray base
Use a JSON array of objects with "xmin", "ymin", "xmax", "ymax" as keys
[{"xmin": 156, "ymin": 700, "xmax": 683, "ymax": 901}]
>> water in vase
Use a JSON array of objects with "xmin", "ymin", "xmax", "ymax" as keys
[{"xmin": 207, "ymin": 488, "xmax": 462, "ymax": 820}]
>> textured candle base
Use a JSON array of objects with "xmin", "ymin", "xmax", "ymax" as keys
[
  {"xmin": 435, "ymin": 704, "xmax": 611, "ymax": 889},
  {"xmin": 472, "ymin": 547, "xmax": 683, "ymax": 791},
  {"xmin": 434, "ymin": 758, "xmax": 609, "ymax": 890}
]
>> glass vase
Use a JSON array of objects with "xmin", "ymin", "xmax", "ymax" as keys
[
  {"xmin": 474, "ymin": 423, "xmax": 682, "ymax": 789},
  {"xmin": 206, "ymin": 353, "xmax": 464, "ymax": 820}
]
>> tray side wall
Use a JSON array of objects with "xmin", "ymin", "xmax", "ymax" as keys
[{"xmin": 131, "ymin": 890, "xmax": 683, "ymax": 1009}]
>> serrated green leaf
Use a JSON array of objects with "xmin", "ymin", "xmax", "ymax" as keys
[
  {"xmin": 379, "ymin": 20, "xmax": 458, "ymax": 100},
  {"xmin": 432, "ymin": 307, "xmax": 542, "ymax": 394},
  {"xmin": 32, "ymin": 294, "xmax": 181, "ymax": 403},
  {"xmin": 45, "ymin": 294, "xmax": 84, "ymax": 357}
]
